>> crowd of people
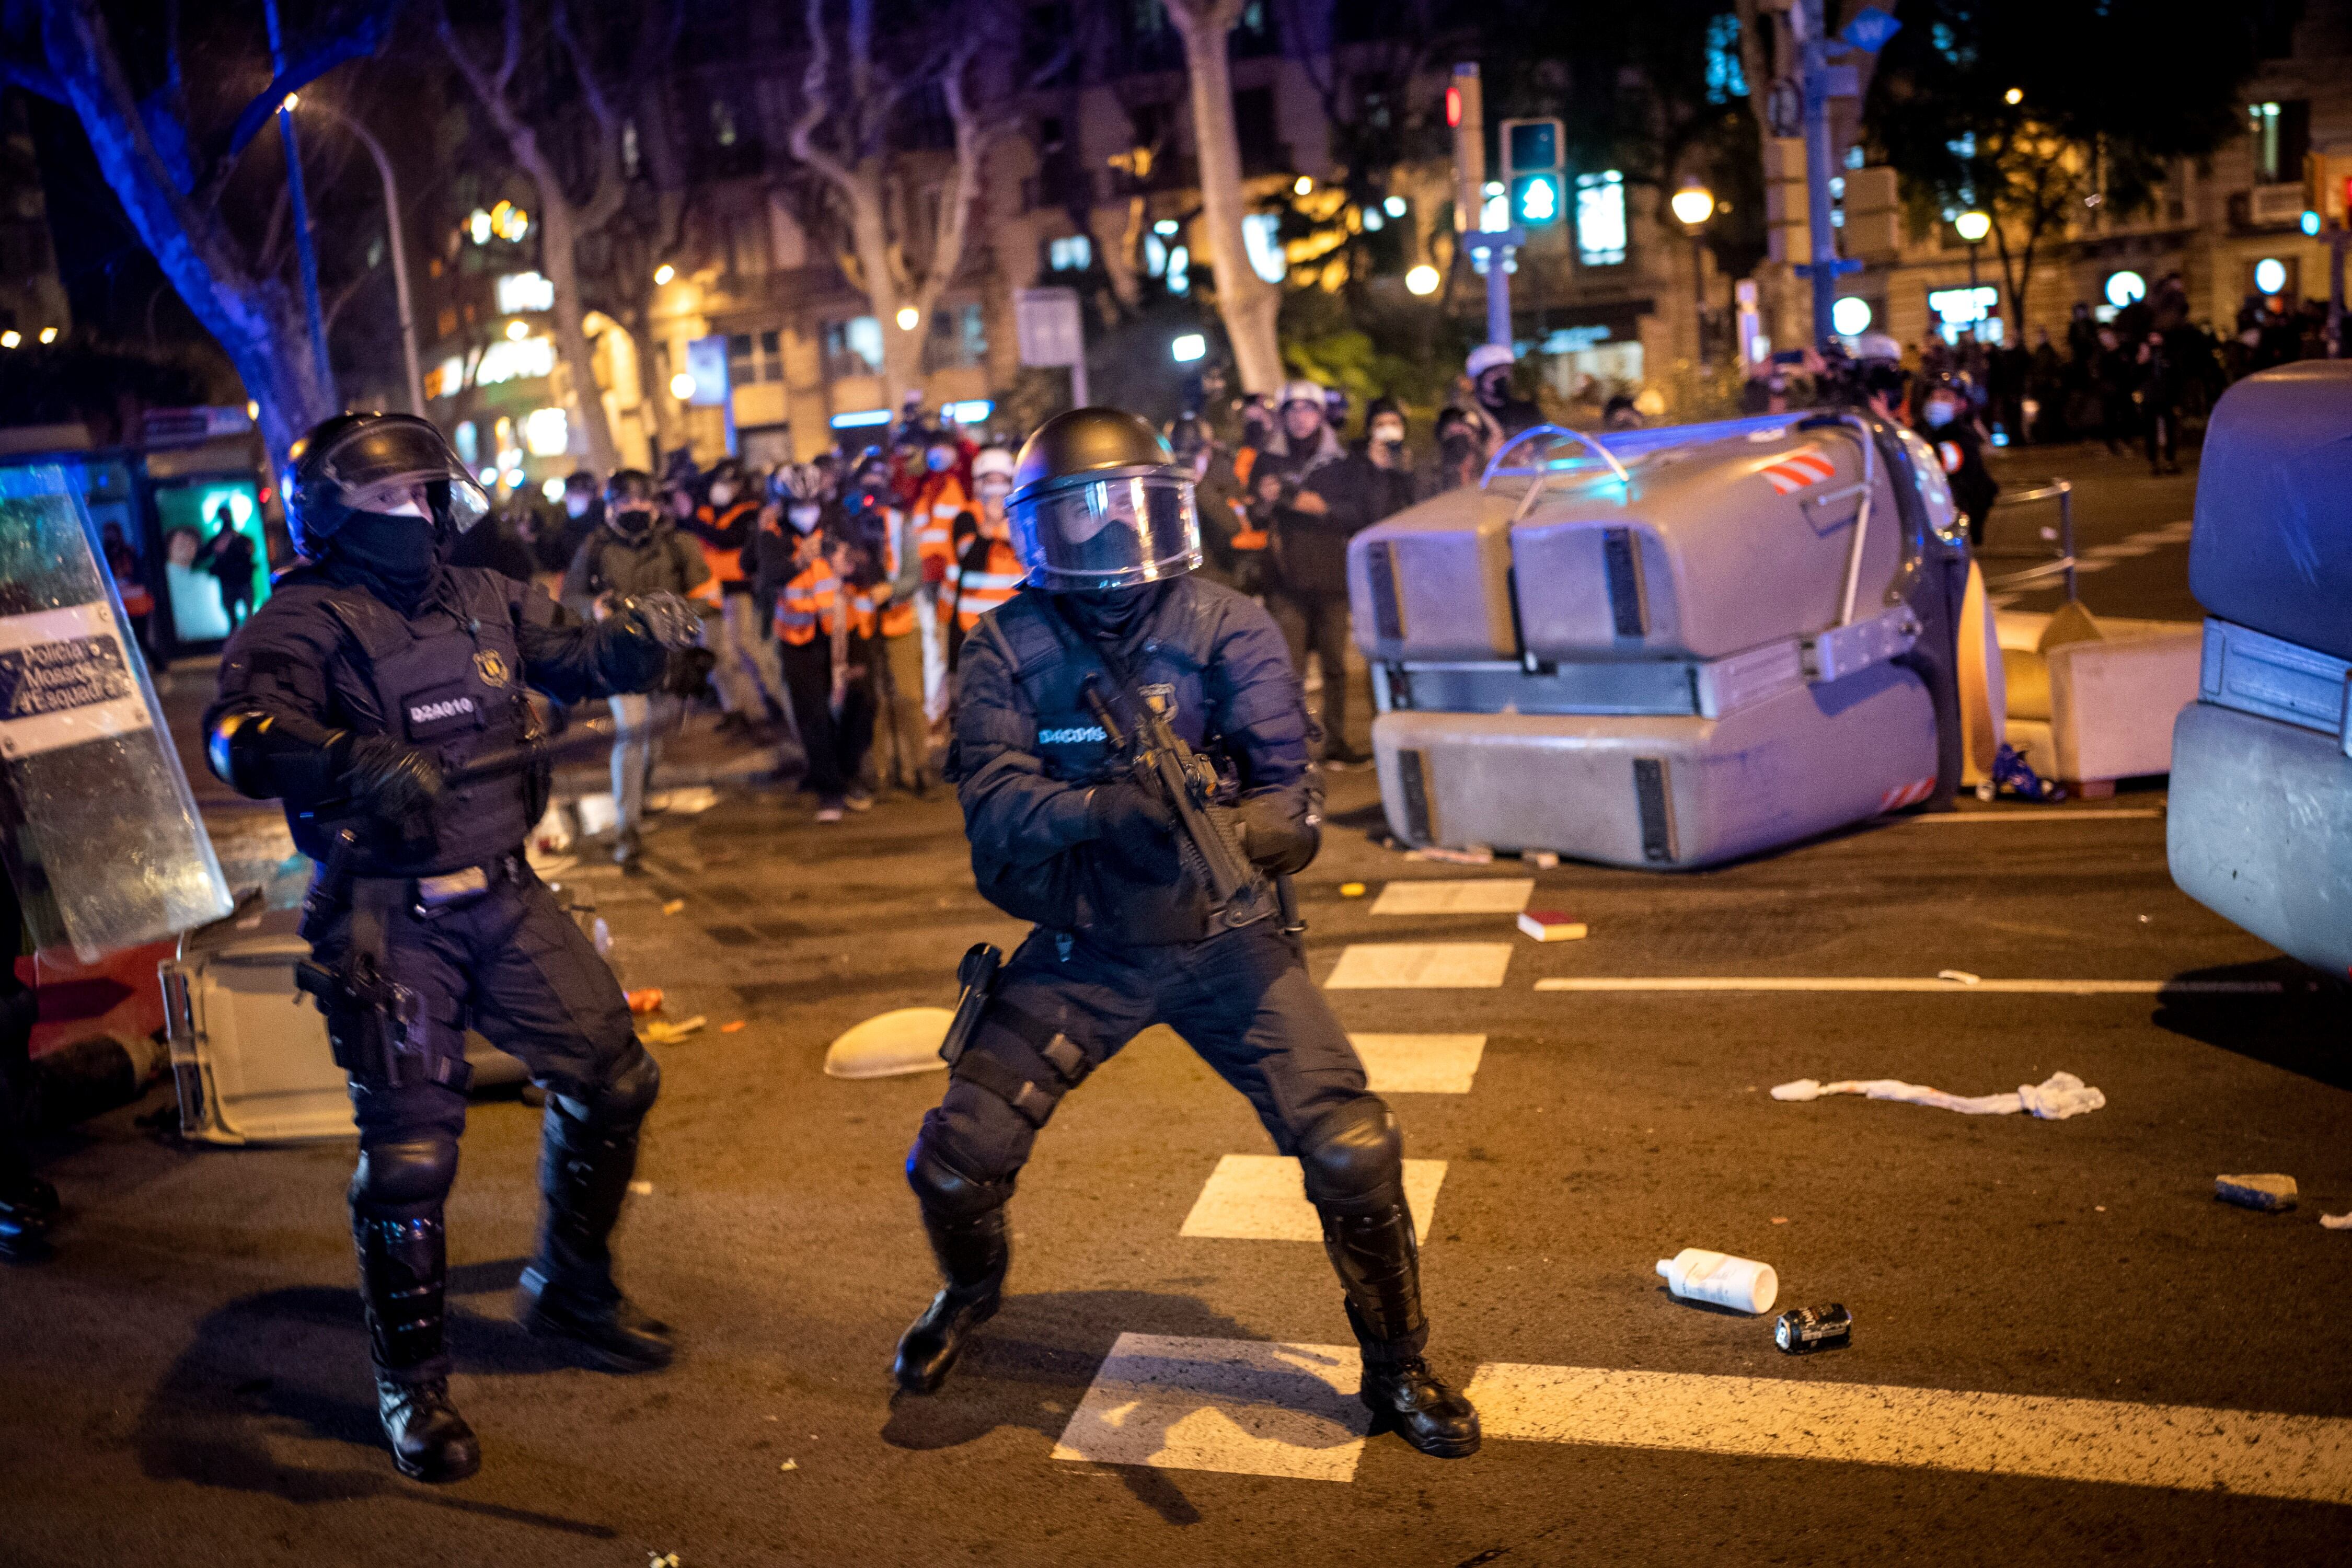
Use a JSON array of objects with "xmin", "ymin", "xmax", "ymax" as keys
[{"xmin": 448, "ymin": 360, "xmax": 1564, "ymax": 860}]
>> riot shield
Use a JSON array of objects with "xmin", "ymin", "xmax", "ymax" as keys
[{"xmin": 0, "ymin": 463, "xmax": 232, "ymax": 959}]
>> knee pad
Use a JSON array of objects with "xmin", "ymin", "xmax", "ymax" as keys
[
  {"xmin": 556, "ymin": 1043, "xmax": 661, "ymax": 1134},
  {"xmin": 906, "ymin": 1112, "xmax": 1014, "ymax": 1221},
  {"xmin": 350, "ymin": 1136, "xmax": 458, "ymax": 1218},
  {"xmin": 1297, "ymin": 1094, "xmax": 1403, "ymax": 1215}
]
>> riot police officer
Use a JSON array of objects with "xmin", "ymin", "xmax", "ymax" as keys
[
  {"xmin": 893, "ymin": 408, "xmax": 1480, "ymax": 1459},
  {"xmin": 203, "ymin": 414, "xmax": 705, "ymax": 1483}
]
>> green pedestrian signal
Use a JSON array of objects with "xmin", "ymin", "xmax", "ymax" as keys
[{"xmin": 1513, "ymin": 172, "xmax": 1562, "ymax": 226}]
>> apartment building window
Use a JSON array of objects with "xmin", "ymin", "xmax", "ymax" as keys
[
  {"xmin": 1045, "ymin": 234, "xmax": 1093, "ymax": 273},
  {"xmin": 822, "ymin": 317, "xmax": 884, "ymax": 380},
  {"xmin": 1575, "ymin": 171, "xmax": 1628, "ymax": 266},
  {"xmin": 2249, "ymin": 100, "xmax": 2309, "ymax": 185},
  {"xmin": 924, "ymin": 303, "xmax": 989, "ymax": 371},
  {"xmin": 730, "ymin": 329, "xmax": 784, "ymax": 385}
]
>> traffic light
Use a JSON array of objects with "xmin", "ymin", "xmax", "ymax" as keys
[
  {"xmin": 1449, "ymin": 64, "xmax": 1485, "ymax": 233},
  {"xmin": 1502, "ymin": 118, "xmax": 1564, "ymax": 228}
]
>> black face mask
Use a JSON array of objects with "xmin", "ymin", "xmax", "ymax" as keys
[
  {"xmin": 610, "ymin": 506, "xmax": 655, "ymax": 539},
  {"xmin": 329, "ymin": 509, "xmax": 441, "ymax": 614}
]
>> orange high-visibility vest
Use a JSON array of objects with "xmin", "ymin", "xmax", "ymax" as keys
[
  {"xmin": 775, "ymin": 557, "xmax": 883, "ymax": 644},
  {"xmin": 914, "ymin": 472, "xmax": 969, "ymax": 571},
  {"xmin": 694, "ymin": 499, "xmax": 759, "ymax": 584},
  {"xmin": 950, "ymin": 537, "xmax": 1025, "ymax": 631}
]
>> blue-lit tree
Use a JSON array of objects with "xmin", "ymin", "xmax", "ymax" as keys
[{"xmin": 1, "ymin": 0, "xmax": 400, "ymax": 469}]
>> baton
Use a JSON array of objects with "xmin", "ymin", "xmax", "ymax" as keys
[{"xmin": 440, "ymin": 716, "xmax": 648, "ymax": 788}]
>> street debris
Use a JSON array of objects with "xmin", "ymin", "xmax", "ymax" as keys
[
  {"xmin": 1518, "ymin": 910, "xmax": 1588, "ymax": 942},
  {"xmin": 1527, "ymin": 850, "xmax": 1561, "ymax": 869},
  {"xmin": 2321, "ymin": 1212, "xmax": 2352, "ymax": 1230},
  {"xmin": 629, "ymin": 1181, "xmax": 652, "ymax": 1195},
  {"xmin": 779, "ymin": 1459, "xmax": 798, "ymax": 1472},
  {"xmin": 529, "ymin": 800, "xmax": 574, "ymax": 854},
  {"xmin": 1771, "ymin": 1069, "xmax": 2105, "ymax": 1120},
  {"xmin": 652, "ymin": 786, "xmax": 720, "ymax": 814},
  {"xmin": 662, "ymin": 898, "xmax": 686, "ymax": 916},
  {"xmin": 626, "ymin": 988, "xmax": 664, "ymax": 1015},
  {"xmin": 649, "ymin": 1554, "xmax": 681, "ymax": 1568},
  {"xmin": 1340, "ymin": 882, "xmax": 1367, "ymax": 897},
  {"xmin": 575, "ymin": 792, "xmax": 618, "ymax": 838},
  {"xmin": 1937, "ymin": 969, "xmax": 1982, "ymax": 985},
  {"xmin": 1774, "ymin": 1303, "xmax": 1852, "ymax": 1354},
  {"xmin": 639, "ymin": 1016, "xmax": 707, "ymax": 1045},
  {"xmin": 1406, "ymin": 844, "xmax": 1495, "ymax": 866},
  {"xmin": 824, "ymin": 1006, "xmax": 955, "ymax": 1079},
  {"xmin": 1657, "ymin": 1248, "xmax": 1778, "ymax": 1313},
  {"xmin": 2215, "ymin": 1173, "xmax": 2298, "ymax": 1212},
  {"xmin": 722, "ymin": 1019, "xmax": 747, "ymax": 1033}
]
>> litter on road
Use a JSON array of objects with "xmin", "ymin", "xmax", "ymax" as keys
[
  {"xmin": 1771, "ymin": 1070, "xmax": 2106, "ymax": 1120},
  {"xmin": 662, "ymin": 898, "xmax": 686, "ymax": 915},
  {"xmin": 626, "ymin": 987, "xmax": 664, "ymax": 1015},
  {"xmin": 1774, "ymin": 1304, "xmax": 1852, "ymax": 1354},
  {"xmin": 652, "ymin": 786, "xmax": 720, "ymax": 814},
  {"xmin": 2216, "ymin": 1174, "xmax": 2298, "ymax": 1212},
  {"xmin": 721, "ymin": 1019, "xmax": 746, "ymax": 1033},
  {"xmin": 1404, "ymin": 845, "xmax": 1494, "ymax": 866},
  {"xmin": 2321, "ymin": 1212, "xmax": 2352, "ymax": 1230},
  {"xmin": 1657, "ymin": 1248, "xmax": 1778, "ymax": 1314},
  {"xmin": 823, "ymin": 1007, "xmax": 954, "ymax": 1078},
  {"xmin": 639, "ymin": 1016, "xmax": 707, "ymax": 1044},
  {"xmin": 1518, "ymin": 910, "xmax": 1588, "ymax": 942}
]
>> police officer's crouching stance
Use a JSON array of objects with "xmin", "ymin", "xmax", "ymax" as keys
[
  {"xmin": 893, "ymin": 409, "xmax": 1480, "ymax": 1458},
  {"xmin": 204, "ymin": 416, "xmax": 706, "ymax": 1483}
]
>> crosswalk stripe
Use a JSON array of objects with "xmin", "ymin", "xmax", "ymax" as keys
[
  {"xmin": 1369, "ymin": 878, "xmax": 1535, "ymax": 916},
  {"xmin": 1051, "ymin": 1333, "xmax": 1369, "ymax": 1482},
  {"xmin": 1533, "ymin": 976, "xmax": 2281, "ymax": 995},
  {"xmin": 1465, "ymin": 1364, "xmax": 2352, "ymax": 1504},
  {"xmin": 1326, "ymin": 942, "xmax": 1514, "ymax": 989},
  {"xmin": 1351, "ymin": 1032, "xmax": 1486, "ymax": 1094},
  {"xmin": 1179, "ymin": 1154, "xmax": 1446, "ymax": 1242}
]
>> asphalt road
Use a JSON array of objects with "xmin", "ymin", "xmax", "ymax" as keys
[{"xmin": 5, "ymin": 440, "xmax": 2347, "ymax": 1567}]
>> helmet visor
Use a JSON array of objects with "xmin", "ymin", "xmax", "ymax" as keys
[
  {"xmin": 315, "ymin": 420, "xmax": 491, "ymax": 532},
  {"xmin": 1010, "ymin": 471, "xmax": 1200, "ymax": 590}
]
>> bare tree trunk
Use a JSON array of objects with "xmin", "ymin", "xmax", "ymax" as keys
[
  {"xmin": 1165, "ymin": 0, "xmax": 1283, "ymax": 396},
  {"xmin": 39, "ymin": 0, "xmax": 335, "ymax": 469},
  {"xmin": 437, "ymin": 0, "xmax": 625, "ymax": 475}
]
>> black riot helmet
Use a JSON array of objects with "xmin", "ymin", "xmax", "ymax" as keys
[
  {"xmin": 1165, "ymin": 411, "xmax": 1215, "ymax": 464},
  {"xmin": 1007, "ymin": 407, "xmax": 1201, "ymax": 592},
  {"xmin": 287, "ymin": 412, "xmax": 489, "ymax": 557}
]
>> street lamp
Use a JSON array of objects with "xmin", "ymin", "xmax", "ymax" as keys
[
  {"xmin": 654, "ymin": 263, "xmax": 676, "ymax": 286},
  {"xmin": 1671, "ymin": 181, "xmax": 1717, "ymax": 368},
  {"xmin": 299, "ymin": 96, "xmax": 428, "ymax": 416},
  {"xmin": 1404, "ymin": 264, "xmax": 1440, "ymax": 297},
  {"xmin": 895, "ymin": 305, "xmax": 920, "ymax": 331},
  {"xmin": 1955, "ymin": 208, "xmax": 1992, "ymax": 293}
]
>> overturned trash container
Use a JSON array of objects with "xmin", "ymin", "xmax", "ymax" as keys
[
  {"xmin": 1348, "ymin": 416, "xmax": 1969, "ymax": 868},
  {"xmin": 2167, "ymin": 362, "xmax": 2352, "ymax": 977}
]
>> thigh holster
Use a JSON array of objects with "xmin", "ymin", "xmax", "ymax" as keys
[{"xmin": 949, "ymin": 998, "xmax": 1092, "ymax": 1129}]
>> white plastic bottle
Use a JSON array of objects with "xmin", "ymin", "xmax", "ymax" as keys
[{"xmin": 1656, "ymin": 1249, "xmax": 1779, "ymax": 1314}]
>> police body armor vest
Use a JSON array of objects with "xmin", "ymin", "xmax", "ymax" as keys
[{"xmin": 305, "ymin": 570, "xmax": 536, "ymax": 876}]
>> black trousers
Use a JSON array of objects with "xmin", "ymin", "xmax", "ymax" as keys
[
  {"xmin": 915, "ymin": 920, "xmax": 1371, "ymax": 1190},
  {"xmin": 779, "ymin": 637, "xmax": 877, "ymax": 802},
  {"xmin": 1269, "ymin": 589, "xmax": 1353, "ymax": 755}
]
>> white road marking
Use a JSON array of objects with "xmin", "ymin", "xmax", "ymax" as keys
[
  {"xmin": 1180, "ymin": 1154, "xmax": 1446, "ymax": 1242},
  {"xmin": 1351, "ymin": 1032, "xmax": 1486, "ymax": 1095},
  {"xmin": 1051, "ymin": 1333, "xmax": 1369, "ymax": 1482},
  {"xmin": 2083, "ymin": 540, "xmax": 2163, "ymax": 559},
  {"xmin": 1370, "ymin": 878, "xmax": 1535, "ymax": 917},
  {"xmin": 1904, "ymin": 809, "xmax": 2163, "ymax": 822},
  {"xmin": 1325, "ymin": 942, "xmax": 1514, "ymax": 989},
  {"xmin": 1466, "ymin": 1364, "xmax": 2352, "ymax": 1505},
  {"xmin": 1533, "ymin": 976, "xmax": 2282, "ymax": 995}
]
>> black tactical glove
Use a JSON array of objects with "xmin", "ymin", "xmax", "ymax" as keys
[
  {"xmin": 340, "ymin": 735, "xmax": 444, "ymax": 820},
  {"xmin": 662, "ymin": 645, "xmax": 718, "ymax": 699},
  {"xmin": 1088, "ymin": 778, "xmax": 1179, "ymax": 881},
  {"xmin": 1236, "ymin": 793, "xmax": 1319, "ymax": 875},
  {"xmin": 621, "ymin": 590, "xmax": 704, "ymax": 650}
]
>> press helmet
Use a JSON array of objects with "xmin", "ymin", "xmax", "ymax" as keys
[
  {"xmin": 286, "ymin": 412, "xmax": 489, "ymax": 557},
  {"xmin": 1007, "ymin": 407, "xmax": 1200, "ymax": 592},
  {"xmin": 771, "ymin": 462, "xmax": 827, "ymax": 503}
]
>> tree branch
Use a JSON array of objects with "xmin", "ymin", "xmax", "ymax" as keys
[
  {"xmin": 789, "ymin": 0, "xmax": 860, "ymax": 195},
  {"xmin": 206, "ymin": 0, "xmax": 399, "ymax": 191}
]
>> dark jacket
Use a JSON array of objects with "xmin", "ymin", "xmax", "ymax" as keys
[
  {"xmin": 950, "ymin": 577, "xmax": 1319, "ymax": 946},
  {"xmin": 560, "ymin": 521, "xmax": 710, "ymax": 618},
  {"xmin": 1255, "ymin": 428, "xmax": 1381, "ymax": 597},
  {"xmin": 206, "ymin": 562, "xmax": 670, "ymax": 874}
]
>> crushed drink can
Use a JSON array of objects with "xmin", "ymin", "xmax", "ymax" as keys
[{"xmin": 1773, "ymin": 1302, "xmax": 1852, "ymax": 1354}]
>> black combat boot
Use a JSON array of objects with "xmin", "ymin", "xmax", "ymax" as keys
[
  {"xmin": 1319, "ymin": 1203, "xmax": 1482, "ymax": 1459},
  {"xmin": 519, "ymin": 1108, "xmax": 674, "ymax": 1371},
  {"xmin": 893, "ymin": 1204, "xmax": 1008, "ymax": 1394},
  {"xmin": 355, "ymin": 1210, "xmax": 480, "ymax": 1483}
]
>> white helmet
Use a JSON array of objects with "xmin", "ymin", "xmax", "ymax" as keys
[
  {"xmin": 1278, "ymin": 378, "xmax": 1326, "ymax": 410},
  {"xmin": 971, "ymin": 445, "xmax": 1017, "ymax": 482},
  {"xmin": 1466, "ymin": 342, "xmax": 1516, "ymax": 379}
]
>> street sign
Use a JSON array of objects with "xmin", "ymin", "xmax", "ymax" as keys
[{"xmin": 1840, "ymin": 5, "xmax": 1901, "ymax": 52}]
